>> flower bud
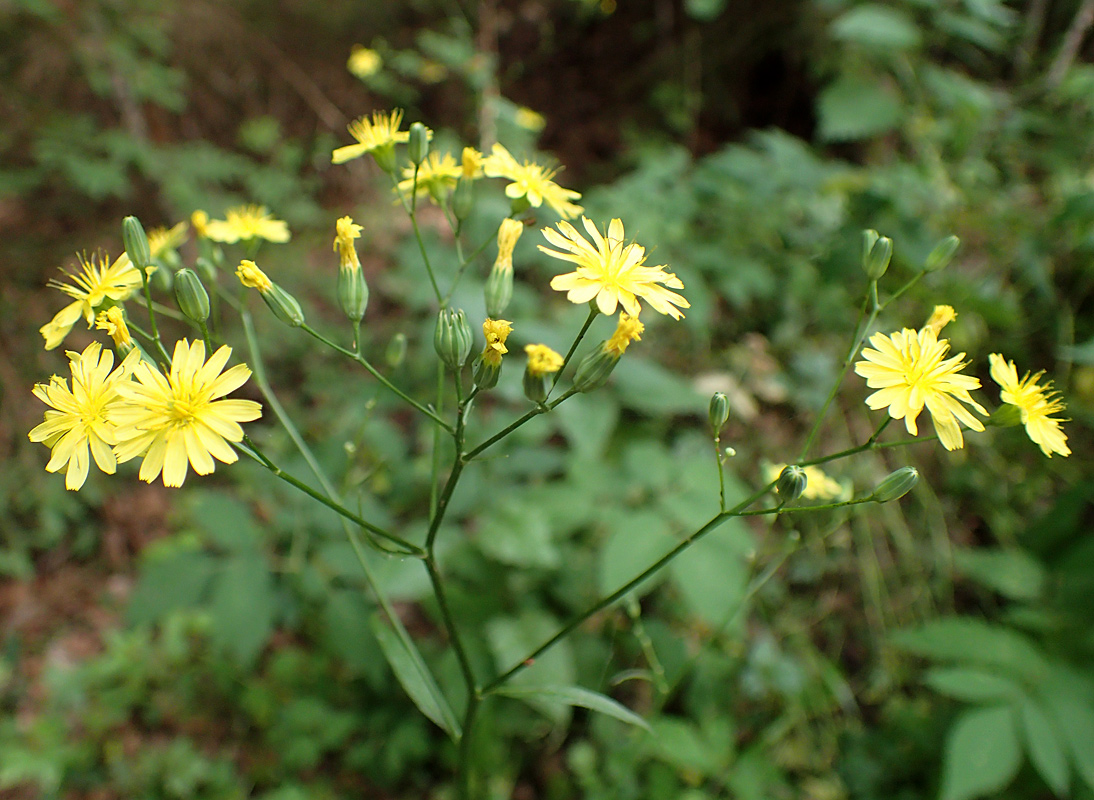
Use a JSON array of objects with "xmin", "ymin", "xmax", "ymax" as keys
[
  {"xmin": 452, "ymin": 178, "xmax": 474, "ymax": 221},
  {"xmin": 523, "ymin": 343, "xmax": 563, "ymax": 403},
  {"xmin": 924, "ymin": 235, "xmax": 960, "ymax": 273},
  {"xmin": 434, "ymin": 307, "xmax": 473, "ymax": 370},
  {"xmin": 864, "ymin": 235, "xmax": 893, "ymax": 280},
  {"xmin": 174, "ymin": 268, "xmax": 210, "ymax": 323},
  {"xmin": 572, "ymin": 347, "xmax": 619, "ymax": 393},
  {"xmin": 123, "ymin": 215, "xmax": 152, "ymax": 271},
  {"xmin": 709, "ymin": 392, "xmax": 729, "ymax": 431},
  {"xmin": 485, "ymin": 264, "xmax": 514, "ymax": 318},
  {"xmin": 861, "ymin": 229, "xmax": 879, "ymax": 264},
  {"xmin": 871, "ymin": 466, "xmax": 919, "ymax": 503},
  {"xmin": 372, "ymin": 144, "xmax": 397, "ymax": 174},
  {"xmin": 473, "ymin": 354, "xmax": 500, "ymax": 390},
  {"xmin": 386, "ymin": 333, "xmax": 407, "ymax": 368},
  {"xmin": 776, "ymin": 465, "xmax": 807, "ymax": 502},
  {"xmin": 195, "ymin": 256, "xmax": 216, "ymax": 283},
  {"xmin": 338, "ymin": 266, "xmax": 369, "ymax": 323},
  {"xmin": 987, "ymin": 403, "xmax": 1023, "ymax": 428},
  {"xmin": 408, "ymin": 122, "xmax": 430, "ymax": 166}
]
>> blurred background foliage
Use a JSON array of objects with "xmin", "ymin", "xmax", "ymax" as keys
[{"xmin": 1, "ymin": 0, "xmax": 1092, "ymax": 798}]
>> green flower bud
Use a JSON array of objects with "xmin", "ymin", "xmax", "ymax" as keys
[
  {"xmin": 572, "ymin": 346, "xmax": 619, "ymax": 393},
  {"xmin": 338, "ymin": 266, "xmax": 369, "ymax": 323},
  {"xmin": 776, "ymin": 465, "xmax": 807, "ymax": 502},
  {"xmin": 709, "ymin": 392, "xmax": 729, "ymax": 431},
  {"xmin": 386, "ymin": 333, "xmax": 407, "ymax": 368},
  {"xmin": 871, "ymin": 466, "xmax": 919, "ymax": 503},
  {"xmin": 861, "ymin": 229, "xmax": 879, "ymax": 265},
  {"xmin": 194, "ymin": 256, "xmax": 216, "ymax": 283},
  {"xmin": 122, "ymin": 215, "xmax": 151, "ymax": 270},
  {"xmin": 472, "ymin": 353, "xmax": 500, "ymax": 390},
  {"xmin": 452, "ymin": 177, "xmax": 474, "ymax": 221},
  {"xmin": 924, "ymin": 235, "xmax": 960, "ymax": 273},
  {"xmin": 174, "ymin": 268, "xmax": 210, "ymax": 323},
  {"xmin": 509, "ymin": 195, "xmax": 531, "ymax": 217},
  {"xmin": 864, "ymin": 235, "xmax": 893, "ymax": 281},
  {"xmin": 372, "ymin": 143, "xmax": 397, "ymax": 174},
  {"xmin": 433, "ymin": 307, "xmax": 473, "ymax": 370},
  {"xmin": 485, "ymin": 265, "xmax": 514, "ymax": 319},
  {"xmin": 263, "ymin": 283, "xmax": 305, "ymax": 327},
  {"xmin": 408, "ymin": 122, "xmax": 430, "ymax": 166},
  {"xmin": 987, "ymin": 403, "xmax": 1023, "ymax": 428},
  {"xmin": 523, "ymin": 369, "xmax": 549, "ymax": 405}
]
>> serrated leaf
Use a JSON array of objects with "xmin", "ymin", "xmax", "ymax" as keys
[
  {"xmin": 371, "ymin": 616, "xmax": 461, "ymax": 740},
  {"xmin": 831, "ymin": 5, "xmax": 922, "ymax": 50},
  {"xmin": 817, "ymin": 76, "xmax": 903, "ymax": 142},
  {"xmin": 939, "ymin": 706, "xmax": 1022, "ymax": 800},
  {"xmin": 208, "ymin": 556, "xmax": 276, "ymax": 667},
  {"xmin": 924, "ymin": 668, "xmax": 1023, "ymax": 703},
  {"xmin": 891, "ymin": 617, "xmax": 1050, "ymax": 680},
  {"xmin": 953, "ymin": 548, "xmax": 1045, "ymax": 601},
  {"xmin": 492, "ymin": 684, "xmax": 649, "ymax": 730},
  {"xmin": 1019, "ymin": 694, "xmax": 1070, "ymax": 796}
]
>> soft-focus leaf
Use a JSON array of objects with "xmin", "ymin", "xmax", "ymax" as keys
[
  {"xmin": 953, "ymin": 548, "xmax": 1046, "ymax": 601},
  {"xmin": 817, "ymin": 76, "xmax": 903, "ymax": 142},
  {"xmin": 831, "ymin": 5, "xmax": 922, "ymax": 50},
  {"xmin": 208, "ymin": 555, "xmax": 276, "ymax": 667},
  {"xmin": 1019, "ymin": 694, "xmax": 1070, "ymax": 796},
  {"xmin": 939, "ymin": 706, "xmax": 1022, "ymax": 800},
  {"xmin": 891, "ymin": 617, "xmax": 1050, "ymax": 680},
  {"xmin": 924, "ymin": 668, "xmax": 1023, "ymax": 703},
  {"xmin": 492, "ymin": 684, "xmax": 649, "ymax": 730}
]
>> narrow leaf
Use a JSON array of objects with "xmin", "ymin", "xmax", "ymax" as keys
[
  {"xmin": 1019, "ymin": 694, "xmax": 1070, "ymax": 796},
  {"xmin": 492, "ymin": 684, "xmax": 650, "ymax": 731},
  {"xmin": 371, "ymin": 616, "xmax": 461, "ymax": 740}
]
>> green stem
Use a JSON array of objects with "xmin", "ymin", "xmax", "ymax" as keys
[
  {"xmin": 713, "ymin": 434, "xmax": 726, "ymax": 512},
  {"xmin": 391, "ymin": 171, "xmax": 444, "ymax": 304},
  {"xmin": 424, "ymin": 555, "xmax": 477, "ymax": 692},
  {"xmin": 136, "ymin": 267, "xmax": 172, "ymax": 366},
  {"xmin": 550, "ymin": 307, "xmax": 599, "ymax": 394},
  {"xmin": 441, "ymin": 223, "xmax": 502, "ymax": 308},
  {"xmin": 458, "ymin": 694, "xmax": 481, "ymax": 800},
  {"xmin": 463, "ymin": 387, "xmax": 577, "ymax": 462},
  {"xmin": 300, "ymin": 323, "xmax": 454, "ymax": 433},
  {"xmin": 738, "ymin": 497, "xmax": 874, "ymax": 516}
]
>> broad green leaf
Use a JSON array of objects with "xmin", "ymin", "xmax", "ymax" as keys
[
  {"xmin": 208, "ymin": 555, "xmax": 276, "ymax": 667},
  {"xmin": 644, "ymin": 715, "xmax": 725, "ymax": 776},
  {"xmin": 476, "ymin": 498, "xmax": 559, "ymax": 569},
  {"xmin": 184, "ymin": 490, "xmax": 259, "ymax": 552},
  {"xmin": 1040, "ymin": 670, "xmax": 1094, "ymax": 793},
  {"xmin": 1019, "ymin": 694, "xmax": 1070, "ymax": 796},
  {"xmin": 127, "ymin": 549, "xmax": 216, "ymax": 626},
  {"xmin": 939, "ymin": 706, "xmax": 1022, "ymax": 800},
  {"xmin": 612, "ymin": 357, "xmax": 702, "ymax": 415},
  {"xmin": 598, "ymin": 510, "xmax": 675, "ymax": 599},
  {"xmin": 891, "ymin": 617, "xmax": 1050, "ymax": 680},
  {"xmin": 370, "ymin": 616, "xmax": 461, "ymax": 740},
  {"xmin": 492, "ymin": 684, "xmax": 649, "ymax": 730},
  {"xmin": 556, "ymin": 392, "xmax": 620, "ymax": 460},
  {"xmin": 831, "ymin": 5, "xmax": 922, "ymax": 50},
  {"xmin": 817, "ymin": 76, "xmax": 903, "ymax": 142},
  {"xmin": 669, "ymin": 521, "xmax": 750, "ymax": 627},
  {"xmin": 924, "ymin": 668, "xmax": 1022, "ymax": 703},
  {"xmin": 953, "ymin": 548, "xmax": 1045, "ymax": 601},
  {"xmin": 487, "ymin": 613, "xmax": 576, "ymax": 725}
]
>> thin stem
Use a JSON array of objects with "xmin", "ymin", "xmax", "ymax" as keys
[
  {"xmin": 300, "ymin": 323, "xmax": 454, "ymax": 433},
  {"xmin": 441, "ymin": 223, "xmax": 504, "ymax": 308},
  {"xmin": 424, "ymin": 555, "xmax": 477, "ymax": 691},
  {"xmin": 738, "ymin": 497, "xmax": 874, "ymax": 516},
  {"xmin": 136, "ymin": 267, "xmax": 172, "ymax": 366},
  {"xmin": 713, "ymin": 434, "xmax": 726, "ymax": 512},
  {"xmin": 550, "ymin": 307, "xmax": 598, "ymax": 394},
  {"xmin": 464, "ymin": 387, "xmax": 577, "ymax": 461},
  {"xmin": 391, "ymin": 171, "xmax": 444, "ymax": 304},
  {"xmin": 458, "ymin": 693, "xmax": 481, "ymax": 800},
  {"xmin": 880, "ymin": 271, "xmax": 923, "ymax": 311}
]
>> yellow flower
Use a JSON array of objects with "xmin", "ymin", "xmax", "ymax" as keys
[
  {"xmin": 461, "ymin": 147, "xmax": 484, "ymax": 180},
  {"xmin": 204, "ymin": 205, "xmax": 290, "ymax": 245},
  {"xmin": 514, "ymin": 106, "xmax": 546, "ymax": 132},
  {"xmin": 397, "ymin": 151, "xmax": 462, "ymax": 200},
  {"xmin": 332, "ymin": 109, "xmax": 410, "ymax": 165},
  {"xmin": 235, "ymin": 259, "xmax": 273, "ymax": 293},
  {"xmin": 988, "ymin": 354, "xmax": 1070, "ymax": 457},
  {"xmin": 482, "ymin": 319, "xmax": 513, "ymax": 367},
  {"xmin": 495, "ymin": 218, "xmax": 525, "ymax": 273},
  {"xmin": 112, "ymin": 339, "xmax": 263, "ymax": 487},
  {"xmin": 540, "ymin": 216, "xmax": 689, "ymax": 320},
  {"xmin": 605, "ymin": 313, "xmax": 644, "ymax": 356},
  {"xmin": 40, "ymin": 252, "xmax": 143, "ymax": 350},
  {"xmin": 147, "ymin": 221, "xmax": 189, "ymax": 257},
  {"xmin": 191, "ymin": 210, "xmax": 210, "ymax": 238},
  {"xmin": 28, "ymin": 342, "xmax": 140, "ymax": 490},
  {"xmin": 763, "ymin": 463, "xmax": 850, "ymax": 501},
  {"xmin": 347, "ymin": 45, "xmax": 382, "ymax": 78},
  {"xmin": 95, "ymin": 307, "xmax": 132, "ymax": 349},
  {"xmin": 482, "ymin": 143, "xmax": 583, "ymax": 219},
  {"xmin": 855, "ymin": 327, "xmax": 987, "ymax": 451},
  {"xmin": 525, "ymin": 343, "xmax": 563, "ymax": 377},
  {"xmin": 334, "ymin": 216, "xmax": 363, "ymax": 272},
  {"xmin": 923, "ymin": 304, "xmax": 957, "ymax": 336}
]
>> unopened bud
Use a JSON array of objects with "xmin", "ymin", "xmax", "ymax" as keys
[
  {"xmin": 174, "ymin": 268, "xmax": 210, "ymax": 323},
  {"xmin": 572, "ymin": 346, "xmax": 619, "ymax": 393},
  {"xmin": 472, "ymin": 354, "xmax": 500, "ymax": 390},
  {"xmin": 386, "ymin": 333, "xmax": 407, "ymax": 368},
  {"xmin": 709, "ymin": 392, "xmax": 729, "ymax": 431},
  {"xmin": 452, "ymin": 178, "xmax": 474, "ymax": 221},
  {"xmin": 864, "ymin": 235, "xmax": 893, "ymax": 280},
  {"xmin": 871, "ymin": 467, "xmax": 918, "ymax": 503},
  {"xmin": 195, "ymin": 256, "xmax": 216, "ymax": 283},
  {"xmin": 264, "ymin": 283, "xmax": 305, "ymax": 327},
  {"xmin": 485, "ymin": 265, "xmax": 514, "ymax": 318},
  {"xmin": 123, "ymin": 216, "xmax": 152, "ymax": 271},
  {"xmin": 433, "ymin": 307, "xmax": 473, "ymax": 370},
  {"xmin": 408, "ymin": 122, "xmax": 430, "ymax": 166},
  {"xmin": 776, "ymin": 465, "xmax": 807, "ymax": 502},
  {"xmin": 924, "ymin": 235, "xmax": 960, "ymax": 273},
  {"xmin": 338, "ymin": 266, "xmax": 369, "ymax": 322}
]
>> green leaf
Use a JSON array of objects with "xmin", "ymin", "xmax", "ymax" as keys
[
  {"xmin": 924, "ymin": 668, "xmax": 1023, "ymax": 703},
  {"xmin": 476, "ymin": 498, "xmax": 559, "ymax": 569},
  {"xmin": 1040, "ymin": 670, "xmax": 1094, "ymax": 793},
  {"xmin": 598, "ymin": 510, "xmax": 675, "ymax": 599},
  {"xmin": 831, "ymin": 5, "xmax": 922, "ymax": 50},
  {"xmin": 370, "ymin": 615, "xmax": 461, "ymax": 740},
  {"xmin": 891, "ymin": 617, "xmax": 1050, "ymax": 680},
  {"xmin": 128, "ymin": 549, "xmax": 216, "ymax": 626},
  {"xmin": 645, "ymin": 715, "xmax": 725, "ymax": 776},
  {"xmin": 817, "ymin": 76, "xmax": 903, "ymax": 142},
  {"xmin": 184, "ymin": 490, "xmax": 260, "ymax": 552},
  {"xmin": 208, "ymin": 555, "xmax": 277, "ymax": 667},
  {"xmin": 556, "ymin": 392, "xmax": 620, "ymax": 460},
  {"xmin": 939, "ymin": 706, "xmax": 1022, "ymax": 800},
  {"xmin": 491, "ymin": 684, "xmax": 649, "ymax": 730},
  {"xmin": 1019, "ymin": 694, "xmax": 1070, "ymax": 796},
  {"xmin": 669, "ymin": 522, "xmax": 750, "ymax": 627},
  {"xmin": 953, "ymin": 548, "xmax": 1046, "ymax": 601},
  {"xmin": 612, "ymin": 357, "xmax": 702, "ymax": 415}
]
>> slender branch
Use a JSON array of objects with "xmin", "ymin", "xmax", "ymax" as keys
[
  {"xmin": 550, "ymin": 307, "xmax": 598, "ymax": 394},
  {"xmin": 136, "ymin": 268, "xmax": 172, "ymax": 366},
  {"xmin": 1046, "ymin": 0, "xmax": 1094, "ymax": 90},
  {"xmin": 463, "ymin": 387, "xmax": 577, "ymax": 461}
]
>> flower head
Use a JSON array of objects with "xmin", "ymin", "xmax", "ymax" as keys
[
  {"xmin": 236, "ymin": 259, "xmax": 273, "ymax": 293},
  {"xmin": 988, "ymin": 354, "xmax": 1070, "ymax": 457},
  {"xmin": 923, "ymin": 304, "xmax": 957, "ymax": 336},
  {"xmin": 95, "ymin": 307, "xmax": 132, "ymax": 349},
  {"xmin": 482, "ymin": 319, "xmax": 513, "ymax": 368},
  {"xmin": 525, "ymin": 344, "xmax": 563, "ymax": 377},
  {"xmin": 347, "ymin": 45, "xmax": 382, "ymax": 78},
  {"xmin": 855, "ymin": 327, "xmax": 987, "ymax": 451},
  {"xmin": 28, "ymin": 342, "xmax": 140, "ymax": 490},
  {"xmin": 334, "ymin": 216, "xmax": 363, "ymax": 272},
  {"xmin": 332, "ymin": 109, "xmax": 411, "ymax": 165},
  {"xmin": 41, "ymin": 252, "xmax": 143, "ymax": 350},
  {"xmin": 191, "ymin": 210, "xmax": 210, "ymax": 238},
  {"xmin": 148, "ymin": 221, "xmax": 189, "ymax": 258},
  {"xmin": 763, "ymin": 463, "xmax": 850, "ymax": 501},
  {"xmin": 514, "ymin": 107, "xmax": 546, "ymax": 132},
  {"xmin": 461, "ymin": 147, "xmax": 484, "ymax": 180},
  {"xmin": 397, "ymin": 151, "xmax": 461, "ymax": 201},
  {"xmin": 605, "ymin": 313, "xmax": 644, "ymax": 356},
  {"xmin": 495, "ymin": 218, "xmax": 525, "ymax": 274},
  {"xmin": 483, "ymin": 143, "xmax": 583, "ymax": 219},
  {"xmin": 541, "ymin": 216, "xmax": 689, "ymax": 320},
  {"xmin": 112, "ymin": 339, "xmax": 262, "ymax": 487},
  {"xmin": 204, "ymin": 205, "xmax": 290, "ymax": 245}
]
